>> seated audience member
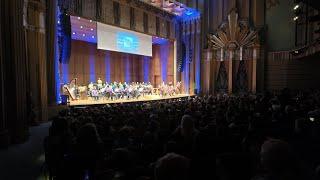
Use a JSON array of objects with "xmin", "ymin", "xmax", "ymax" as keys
[
  {"xmin": 44, "ymin": 117, "xmax": 73, "ymax": 179},
  {"xmin": 154, "ymin": 153, "xmax": 190, "ymax": 180},
  {"xmin": 170, "ymin": 115, "xmax": 199, "ymax": 157},
  {"xmin": 255, "ymin": 139, "xmax": 306, "ymax": 180},
  {"xmin": 73, "ymin": 123, "xmax": 103, "ymax": 179},
  {"xmin": 216, "ymin": 153, "xmax": 252, "ymax": 180},
  {"xmin": 108, "ymin": 148, "xmax": 135, "ymax": 180},
  {"xmin": 315, "ymin": 165, "xmax": 320, "ymax": 180}
]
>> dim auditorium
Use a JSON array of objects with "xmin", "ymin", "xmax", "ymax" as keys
[{"xmin": 1, "ymin": 0, "xmax": 320, "ymax": 180}]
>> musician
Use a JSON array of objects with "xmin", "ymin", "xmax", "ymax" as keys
[
  {"xmin": 105, "ymin": 85, "xmax": 113, "ymax": 100},
  {"xmin": 91, "ymin": 86, "xmax": 99, "ymax": 100},
  {"xmin": 88, "ymin": 82, "xmax": 94, "ymax": 96},
  {"xmin": 97, "ymin": 78, "xmax": 103, "ymax": 90},
  {"xmin": 123, "ymin": 82, "xmax": 127, "ymax": 89},
  {"xmin": 66, "ymin": 80, "xmax": 181, "ymax": 101}
]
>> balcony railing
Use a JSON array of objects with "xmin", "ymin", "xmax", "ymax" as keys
[{"xmin": 268, "ymin": 41, "xmax": 320, "ymax": 60}]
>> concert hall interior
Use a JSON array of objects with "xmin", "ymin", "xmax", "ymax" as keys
[
  {"xmin": 65, "ymin": 16, "xmax": 175, "ymax": 85},
  {"xmin": 1, "ymin": 0, "xmax": 320, "ymax": 180}
]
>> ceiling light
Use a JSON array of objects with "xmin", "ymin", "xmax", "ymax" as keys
[
  {"xmin": 82, "ymin": 34, "xmax": 86, "ymax": 37},
  {"xmin": 72, "ymin": 32, "xmax": 76, "ymax": 35},
  {"xmin": 293, "ymin": 4, "xmax": 300, "ymax": 10},
  {"xmin": 89, "ymin": 20, "xmax": 93, "ymax": 23},
  {"xmin": 91, "ymin": 28, "xmax": 94, "ymax": 31},
  {"xmin": 80, "ymin": 26, "xmax": 83, "ymax": 29},
  {"xmin": 293, "ymin": 16, "xmax": 299, "ymax": 21},
  {"xmin": 92, "ymin": 36, "xmax": 95, "ymax": 38}
]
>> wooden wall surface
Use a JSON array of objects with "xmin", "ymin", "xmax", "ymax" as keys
[
  {"xmin": 265, "ymin": 55, "xmax": 320, "ymax": 91},
  {"xmin": 64, "ymin": 40, "xmax": 174, "ymax": 88}
]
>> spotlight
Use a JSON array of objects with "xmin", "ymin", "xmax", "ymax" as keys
[
  {"xmin": 78, "ymin": 17, "xmax": 81, "ymax": 20},
  {"xmin": 91, "ymin": 28, "xmax": 94, "ymax": 31},
  {"xmin": 82, "ymin": 34, "xmax": 86, "ymax": 37},
  {"xmin": 89, "ymin": 20, "xmax": 93, "ymax": 23},
  {"xmin": 72, "ymin": 32, "xmax": 76, "ymax": 35},
  {"xmin": 92, "ymin": 36, "xmax": 95, "ymax": 38},
  {"xmin": 293, "ymin": 4, "xmax": 300, "ymax": 10},
  {"xmin": 57, "ymin": 20, "xmax": 60, "ymax": 24},
  {"xmin": 293, "ymin": 16, "xmax": 299, "ymax": 21},
  {"xmin": 80, "ymin": 26, "xmax": 83, "ymax": 29}
]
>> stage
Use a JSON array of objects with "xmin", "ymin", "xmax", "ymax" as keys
[
  {"xmin": 69, "ymin": 94, "xmax": 192, "ymax": 106},
  {"xmin": 57, "ymin": 16, "xmax": 195, "ymax": 108}
]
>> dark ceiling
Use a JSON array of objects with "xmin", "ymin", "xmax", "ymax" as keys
[{"xmin": 302, "ymin": 0, "xmax": 320, "ymax": 10}]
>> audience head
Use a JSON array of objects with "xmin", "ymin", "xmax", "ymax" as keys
[
  {"xmin": 154, "ymin": 153, "xmax": 190, "ymax": 180},
  {"xmin": 110, "ymin": 148, "xmax": 133, "ymax": 170},
  {"xmin": 180, "ymin": 115, "xmax": 195, "ymax": 136},
  {"xmin": 49, "ymin": 117, "xmax": 69, "ymax": 136},
  {"xmin": 76, "ymin": 123, "xmax": 101, "ymax": 144},
  {"xmin": 260, "ymin": 139, "xmax": 295, "ymax": 174}
]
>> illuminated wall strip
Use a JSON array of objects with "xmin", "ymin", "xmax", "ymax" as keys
[
  {"xmin": 55, "ymin": 2, "xmax": 60, "ymax": 103},
  {"xmin": 89, "ymin": 46, "xmax": 95, "ymax": 82},
  {"xmin": 55, "ymin": 37, "xmax": 60, "ymax": 103},
  {"xmin": 185, "ymin": 62, "xmax": 190, "ymax": 94},
  {"xmin": 105, "ymin": 51, "xmax": 111, "ymax": 83},
  {"xmin": 61, "ymin": 63, "xmax": 69, "ymax": 84},
  {"xmin": 143, "ymin": 56, "xmax": 150, "ymax": 82},
  {"xmin": 160, "ymin": 43, "xmax": 169, "ymax": 83},
  {"xmin": 125, "ymin": 54, "xmax": 130, "ymax": 82},
  {"xmin": 195, "ymin": 32, "xmax": 200, "ymax": 92}
]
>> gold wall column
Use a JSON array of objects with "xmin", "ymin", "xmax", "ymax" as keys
[
  {"xmin": 252, "ymin": 47, "xmax": 258, "ymax": 93},
  {"xmin": 228, "ymin": 49, "xmax": 234, "ymax": 94},
  {"xmin": 24, "ymin": 0, "xmax": 48, "ymax": 123},
  {"xmin": 209, "ymin": 51, "xmax": 216, "ymax": 94}
]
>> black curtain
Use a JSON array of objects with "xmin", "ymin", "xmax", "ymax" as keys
[
  {"xmin": 216, "ymin": 63, "xmax": 228, "ymax": 92},
  {"xmin": 235, "ymin": 61, "xmax": 248, "ymax": 93}
]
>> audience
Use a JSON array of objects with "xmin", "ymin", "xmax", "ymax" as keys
[{"xmin": 44, "ymin": 89, "xmax": 320, "ymax": 180}]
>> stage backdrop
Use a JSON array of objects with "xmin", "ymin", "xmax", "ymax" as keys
[{"xmin": 61, "ymin": 40, "xmax": 174, "ymax": 87}]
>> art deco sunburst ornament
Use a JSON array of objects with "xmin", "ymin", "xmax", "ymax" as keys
[{"xmin": 208, "ymin": 10, "xmax": 258, "ymax": 51}]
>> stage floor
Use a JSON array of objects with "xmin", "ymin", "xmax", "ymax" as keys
[{"xmin": 69, "ymin": 94, "xmax": 192, "ymax": 106}]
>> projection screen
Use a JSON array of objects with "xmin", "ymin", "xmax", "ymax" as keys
[{"xmin": 97, "ymin": 22, "xmax": 152, "ymax": 56}]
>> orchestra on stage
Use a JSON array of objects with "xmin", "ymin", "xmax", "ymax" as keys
[{"xmin": 63, "ymin": 78, "xmax": 182, "ymax": 101}]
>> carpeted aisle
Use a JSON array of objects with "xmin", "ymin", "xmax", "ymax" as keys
[{"xmin": 0, "ymin": 122, "xmax": 51, "ymax": 180}]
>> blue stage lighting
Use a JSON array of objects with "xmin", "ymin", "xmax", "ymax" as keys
[{"xmin": 177, "ymin": 8, "xmax": 200, "ymax": 21}]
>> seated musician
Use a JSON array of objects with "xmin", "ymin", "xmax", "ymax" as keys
[
  {"xmin": 88, "ymin": 82, "xmax": 94, "ymax": 96},
  {"xmin": 105, "ymin": 85, "xmax": 113, "ymax": 100},
  {"xmin": 91, "ymin": 86, "xmax": 99, "ymax": 100}
]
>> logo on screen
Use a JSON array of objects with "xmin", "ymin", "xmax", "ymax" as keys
[{"xmin": 117, "ymin": 32, "xmax": 139, "ymax": 53}]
